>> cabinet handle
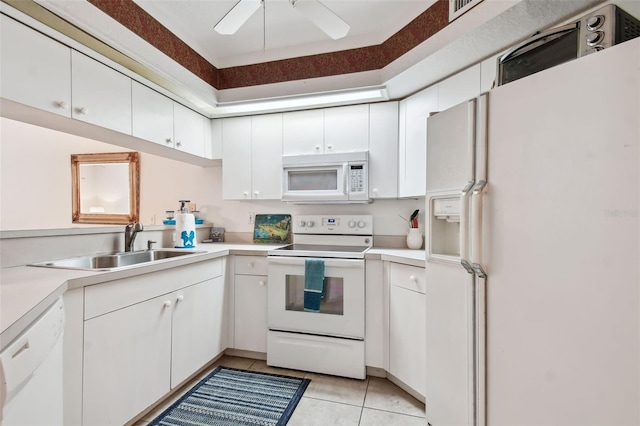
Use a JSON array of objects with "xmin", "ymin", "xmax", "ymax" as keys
[
  {"xmin": 409, "ymin": 275, "xmax": 417, "ymax": 283},
  {"xmin": 165, "ymin": 138, "xmax": 172, "ymax": 145},
  {"xmin": 372, "ymin": 188, "xmax": 378, "ymax": 194},
  {"xmin": 327, "ymin": 144, "xmax": 333, "ymax": 150},
  {"xmin": 176, "ymin": 141, "xmax": 183, "ymax": 147},
  {"xmin": 253, "ymin": 191, "xmax": 259, "ymax": 198},
  {"xmin": 163, "ymin": 300, "xmax": 172, "ymax": 308},
  {"xmin": 243, "ymin": 191, "xmax": 249, "ymax": 198},
  {"xmin": 258, "ymin": 280, "xmax": 265, "ymax": 287},
  {"xmin": 76, "ymin": 107, "xmax": 88, "ymax": 115},
  {"xmin": 315, "ymin": 145, "xmax": 321, "ymax": 151},
  {"xmin": 55, "ymin": 101, "xmax": 67, "ymax": 110},
  {"xmin": 248, "ymin": 262, "xmax": 254, "ymax": 268},
  {"xmin": 176, "ymin": 295, "xmax": 184, "ymax": 303}
]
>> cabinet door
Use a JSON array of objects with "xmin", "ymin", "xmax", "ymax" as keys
[
  {"xmin": 210, "ymin": 119, "xmax": 223, "ymax": 160},
  {"xmin": 399, "ymin": 85, "xmax": 438, "ymax": 197},
  {"xmin": 83, "ymin": 294, "xmax": 172, "ymax": 426},
  {"xmin": 389, "ymin": 285, "xmax": 426, "ymax": 397},
  {"xmin": 282, "ymin": 109, "xmax": 324, "ymax": 155},
  {"xmin": 171, "ymin": 277, "xmax": 225, "ymax": 388},
  {"xmin": 222, "ymin": 116, "xmax": 252, "ymax": 200},
  {"xmin": 1, "ymin": 15, "xmax": 71, "ymax": 117},
  {"xmin": 324, "ymin": 104, "xmax": 369, "ymax": 153},
  {"xmin": 251, "ymin": 114, "xmax": 283, "ymax": 200},
  {"xmin": 71, "ymin": 51, "xmax": 132, "ymax": 134},
  {"xmin": 174, "ymin": 103, "xmax": 205, "ymax": 157},
  {"xmin": 234, "ymin": 275, "xmax": 268, "ymax": 353},
  {"xmin": 369, "ymin": 102, "xmax": 398, "ymax": 198},
  {"xmin": 132, "ymin": 81, "xmax": 174, "ymax": 147}
]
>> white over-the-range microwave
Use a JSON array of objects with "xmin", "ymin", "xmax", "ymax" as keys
[{"xmin": 281, "ymin": 151, "xmax": 369, "ymax": 203}]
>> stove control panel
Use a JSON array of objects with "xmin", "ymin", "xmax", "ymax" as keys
[{"xmin": 294, "ymin": 215, "xmax": 373, "ymax": 235}]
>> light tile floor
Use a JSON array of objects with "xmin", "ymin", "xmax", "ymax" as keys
[{"xmin": 134, "ymin": 355, "xmax": 425, "ymax": 426}]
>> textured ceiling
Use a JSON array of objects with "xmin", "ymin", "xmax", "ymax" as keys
[{"xmin": 14, "ymin": 0, "xmax": 634, "ymax": 115}]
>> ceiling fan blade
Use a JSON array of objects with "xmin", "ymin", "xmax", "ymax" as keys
[
  {"xmin": 291, "ymin": 0, "xmax": 350, "ymax": 40},
  {"xmin": 214, "ymin": 0, "xmax": 263, "ymax": 35}
]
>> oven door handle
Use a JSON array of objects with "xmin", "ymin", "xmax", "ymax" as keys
[
  {"xmin": 499, "ymin": 22, "xmax": 578, "ymax": 64},
  {"xmin": 267, "ymin": 257, "xmax": 364, "ymax": 268}
]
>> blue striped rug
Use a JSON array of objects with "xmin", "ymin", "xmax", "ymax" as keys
[{"xmin": 149, "ymin": 366, "xmax": 310, "ymax": 426}]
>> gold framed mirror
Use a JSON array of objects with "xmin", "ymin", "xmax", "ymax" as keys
[{"xmin": 71, "ymin": 152, "xmax": 140, "ymax": 224}]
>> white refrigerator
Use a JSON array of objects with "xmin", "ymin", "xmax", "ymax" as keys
[{"xmin": 424, "ymin": 38, "xmax": 639, "ymax": 426}]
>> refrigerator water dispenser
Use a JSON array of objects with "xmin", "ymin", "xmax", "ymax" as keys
[{"xmin": 429, "ymin": 196, "xmax": 460, "ymax": 258}]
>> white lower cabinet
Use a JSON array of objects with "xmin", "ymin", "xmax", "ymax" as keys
[
  {"xmin": 171, "ymin": 277, "xmax": 226, "ymax": 387},
  {"xmin": 81, "ymin": 259, "xmax": 224, "ymax": 426},
  {"xmin": 233, "ymin": 255, "xmax": 268, "ymax": 353},
  {"xmin": 388, "ymin": 263, "xmax": 426, "ymax": 398},
  {"xmin": 83, "ymin": 293, "xmax": 172, "ymax": 426}
]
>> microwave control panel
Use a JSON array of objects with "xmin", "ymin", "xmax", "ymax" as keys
[{"xmin": 348, "ymin": 163, "xmax": 366, "ymax": 194}]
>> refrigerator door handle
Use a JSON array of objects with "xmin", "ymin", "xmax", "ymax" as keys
[
  {"xmin": 460, "ymin": 181, "xmax": 475, "ymax": 275},
  {"xmin": 471, "ymin": 181, "xmax": 487, "ymax": 278}
]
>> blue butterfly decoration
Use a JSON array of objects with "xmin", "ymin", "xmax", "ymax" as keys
[{"xmin": 180, "ymin": 230, "xmax": 195, "ymax": 247}]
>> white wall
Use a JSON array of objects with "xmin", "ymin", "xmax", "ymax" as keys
[{"xmin": 1, "ymin": 118, "xmax": 423, "ymax": 236}]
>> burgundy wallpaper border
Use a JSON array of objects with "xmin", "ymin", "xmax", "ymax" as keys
[{"xmin": 87, "ymin": 0, "xmax": 449, "ymax": 90}]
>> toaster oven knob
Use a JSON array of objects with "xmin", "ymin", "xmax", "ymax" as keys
[
  {"xmin": 348, "ymin": 220, "xmax": 357, "ymax": 228},
  {"xmin": 586, "ymin": 15, "xmax": 604, "ymax": 31},
  {"xmin": 586, "ymin": 31, "xmax": 604, "ymax": 47}
]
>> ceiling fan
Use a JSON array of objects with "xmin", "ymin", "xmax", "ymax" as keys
[{"xmin": 214, "ymin": 0, "xmax": 350, "ymax": 40}]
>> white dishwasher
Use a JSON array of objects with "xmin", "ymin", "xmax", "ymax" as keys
[{"xmin": 0, "ymin": 297, "xmax": 64, "ymax": 426}]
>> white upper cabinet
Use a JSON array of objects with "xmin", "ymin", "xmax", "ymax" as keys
[
  {"xmin": 71, "ymin": 51, "xmax": 132, "ymax": 134},
  {"xmin": 282, "ymin": 109, "xmax": 324, "ymax": 155},
  {"xmin": 132, "ymin": 81, "xmax": 174, "ymax": 147},
  {"xmin": 132, "ymin": 81, "xmax": 207, "ymax": 157},
  {"xmin": 282, "ymin": 104, "xmax": 369, "ymax": 155},
  {"xmin": 222, "ymin": 114, "xmax": 282, "ymax": 201},
  {"xmin": 324, "ymin": 104, "xmax": 369, "ymax": 153},
  {"xmin": 174, "ymin": 102, "xmax": 205, "ymax": 157},
  {"xmin": 1, "ymin": 15, "xmax": 72, "ymax": 117},
  {"xmin": 398, "ymin": 85, "xmax": 438, "ymax": 198},
  {"xmin": 398, "ymin": 64, "xmax": 481, "ymax": 198},
  {"xmin": 251, "ymin": 114, "xmax": 283, "ymax": 200},
  {"xmin": 210, "ymin": 119, "xmax": 223, "ymax": 160},
  {"xmin": 222, "ymin": 116, "xmax": 252, "ymax": 200},
  {"xmin": 369, "ymin": 102, "xmax": 399, "ymax": 198},
  {"xmin": 437, "ymin": 64, "xmax": 481, "ymax": 111}
]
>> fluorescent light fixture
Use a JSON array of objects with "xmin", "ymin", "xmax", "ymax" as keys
[{"xmin": 214, "ymin": 86, "xmax": 389, "ymax": 116}]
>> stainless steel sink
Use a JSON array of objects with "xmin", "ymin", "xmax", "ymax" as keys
[{"xmin": 30, "ymin": 249, "xmax": 205, "ymax": 271}]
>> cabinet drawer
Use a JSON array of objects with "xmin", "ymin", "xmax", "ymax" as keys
[
  {"xmin": 85, "ymin": 259, "xmax": 222, "ymax": 319},
  {"xmin": 234, "ymin": 255, "xmax": 268, "ymax": 275},
  {"xmin": 389, "ymin": 263, "xmax": 426, "ymax": 294}
]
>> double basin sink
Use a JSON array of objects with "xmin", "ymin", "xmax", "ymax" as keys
[{"xmin": 31, "ymin": 249, "xmax": 205, "ymax": 271}]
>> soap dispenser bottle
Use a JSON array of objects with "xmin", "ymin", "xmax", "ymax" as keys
[{"xmin": 174, "ymin": 200, "xmax": 196, "ymax": 249}]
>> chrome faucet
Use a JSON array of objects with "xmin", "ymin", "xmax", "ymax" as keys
[{"xmin": 124, "ymin": 222, "xmax": 144, "ymax": 252}]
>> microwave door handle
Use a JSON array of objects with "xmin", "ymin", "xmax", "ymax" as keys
[
  {"xmin": 343, "ymin": 164, "xmax": 349, "ymax": 194},
  {"xmin": 498, "ymin": 22, "xmax": 578, "ymax": 63}
]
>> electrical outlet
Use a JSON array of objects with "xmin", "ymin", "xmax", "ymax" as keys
[
  {"xmin": 249, "ymin": 212, "xmax": 254, "ymax": 224},
  {"xmin": 188, "ymin": 202, "xmax": 196, "ymax": 212}
]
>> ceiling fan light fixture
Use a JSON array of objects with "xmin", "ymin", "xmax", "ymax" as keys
[
  {"xmin": 290, "ymin": 0, "xmax": 350, "ymax": 40},
  {"xmin": 214, "ymin": 0, "xmax": 263, "ymax": 35}
]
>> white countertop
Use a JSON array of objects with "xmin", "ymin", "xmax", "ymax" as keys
[{"xmin": 0, "ymin": 243, "xmax": 423, "ymax": 351}]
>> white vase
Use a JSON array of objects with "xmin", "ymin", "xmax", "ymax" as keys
[{"xmin": 406, "ymin": 228, "xmax": 423, "ymax": 249}]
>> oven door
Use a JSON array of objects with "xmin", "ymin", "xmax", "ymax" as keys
[{"xmin": 267, "ymin": 256, "xmax": 364, "ymax": 339}]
